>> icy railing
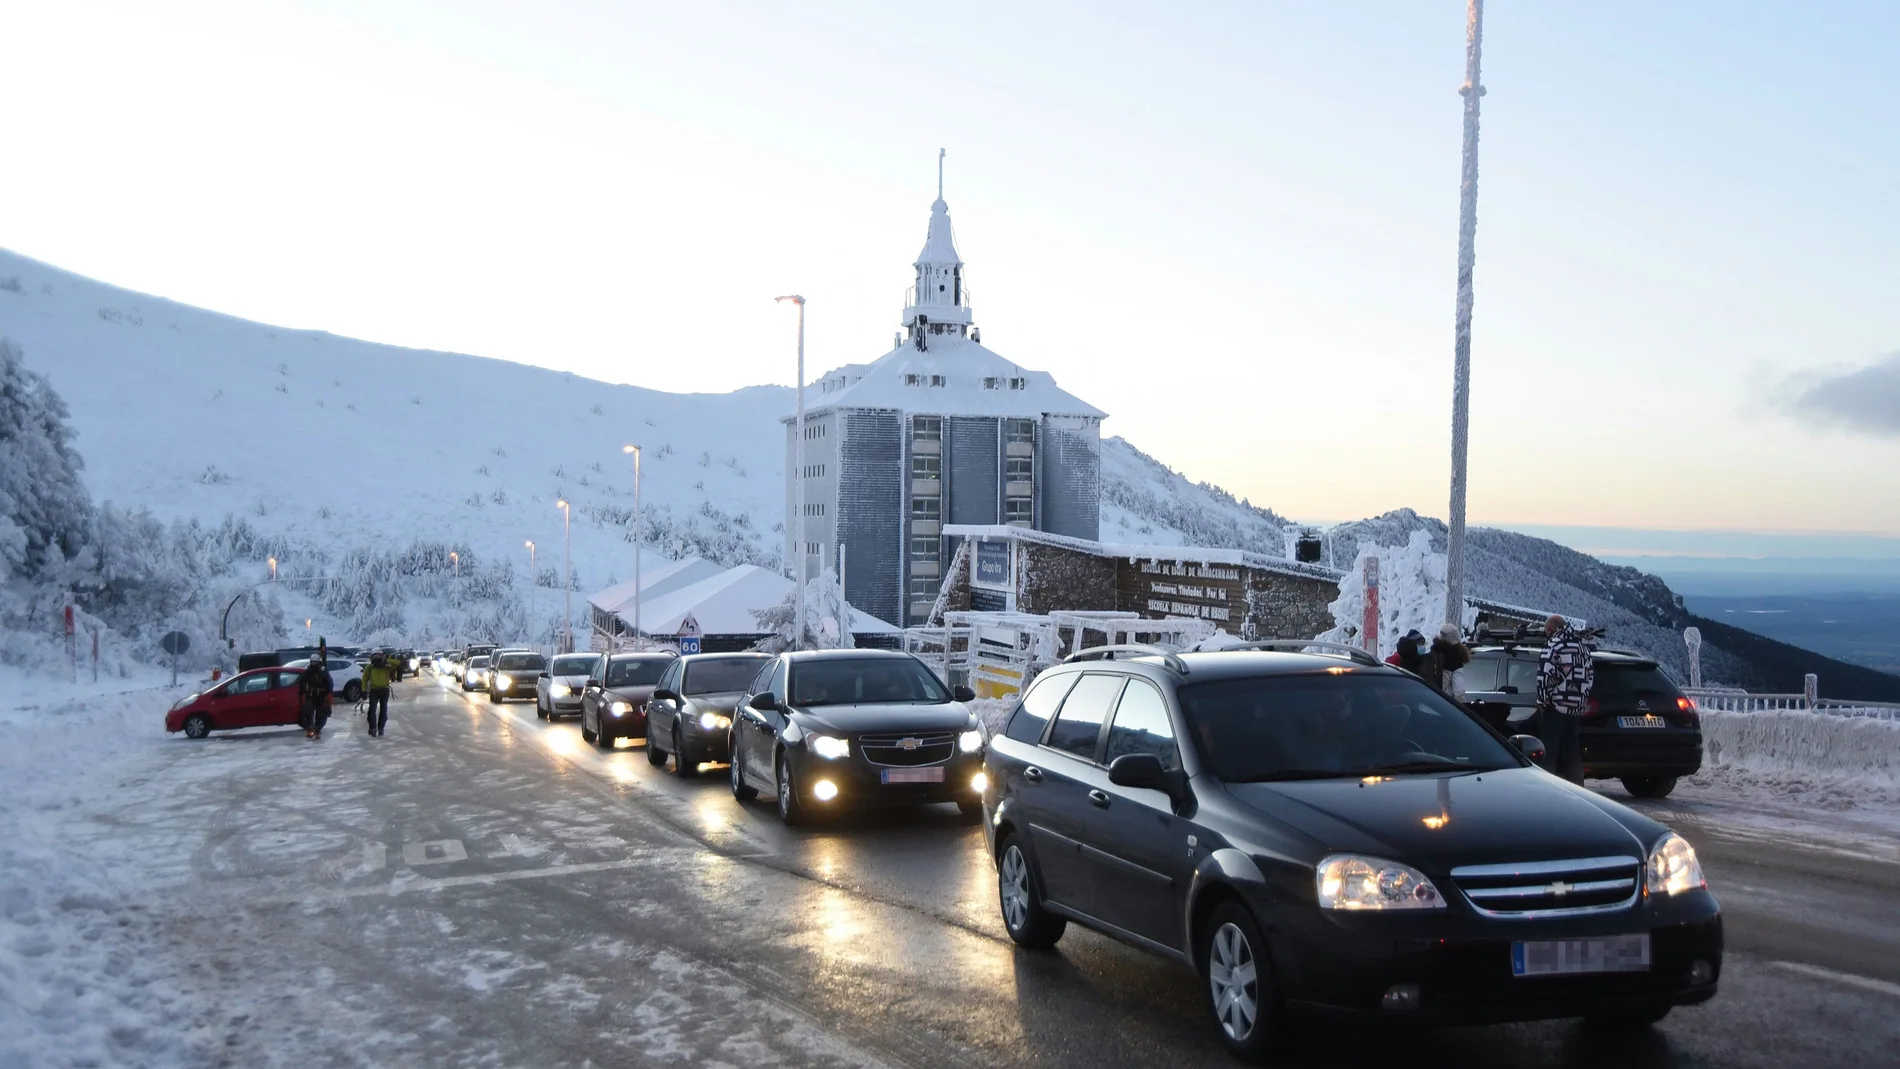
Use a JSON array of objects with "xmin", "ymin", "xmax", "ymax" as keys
[{"xmin": 1685, "ymin": 688, "xmax": 1900, "ymax": 721}]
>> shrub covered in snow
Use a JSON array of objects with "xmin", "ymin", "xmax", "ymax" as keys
[{"xmin": 750, "ymin": 568, "xmax": 853, "ymax": 653}]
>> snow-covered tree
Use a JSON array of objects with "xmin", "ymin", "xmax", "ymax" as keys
[
  {"xmin": 1318, "ymin": 529, "xmax": 1472, "ymax": 659},
  {"xmin": 0, "ymin": 338, "xmax": 93, "ymax": 580},
  {"xmin": 751, "ymin": 568, "xmax": 854, "ymax": 653}
]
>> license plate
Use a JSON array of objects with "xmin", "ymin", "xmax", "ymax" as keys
[
  {"xmin": 879, "ymin": 767, "xmax": 945, "ymax": 784},
  {"xmin": 1512, "ymin": 935, "xmax": 1651, "ymax": 977},
  {"xmin": 1617, "ymin": 716, "xmax": 1667, "ymax": 729}
]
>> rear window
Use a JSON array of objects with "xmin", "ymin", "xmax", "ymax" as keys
[
  {"xmin": 606, "ymin": 658, "xmax": 670, "ymax": 688},
  {"xmin": 1006, "ymin": 672, "xmax": 1079, "ymax": 744},
  {"xmin": 1590, "ymin": 661, "xmax": 1680, "ymax": 706},
  {"xmin": 496, "ymin": 653, "xmax": 546, "ymax": 671},
  {"xmin": 684, "ymin": 657, "xmax": 771, "ymax": 694}
]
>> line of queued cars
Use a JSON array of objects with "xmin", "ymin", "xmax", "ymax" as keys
[{"xmin": 425, "ymin": 638, "xmax": 1721, "ymax": 1060}]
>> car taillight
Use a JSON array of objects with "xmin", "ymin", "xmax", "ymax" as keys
[
  {"xmin": 1586, "ymin": 697, "xmax": 1600, "ymax": 716},
  {"xmin": 1677, "ymin": 696, "xmax": 1699, "ymax": 722}
]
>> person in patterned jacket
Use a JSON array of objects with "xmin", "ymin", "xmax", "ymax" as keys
[{"xmin": 1535, "ymin": 615, "xmax": 1594, "ymax": 783}]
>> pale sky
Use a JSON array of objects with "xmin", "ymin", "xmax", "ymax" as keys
[{"xmin": 3, "ymin": 1, "xmax": 1897, "ymax": 536}]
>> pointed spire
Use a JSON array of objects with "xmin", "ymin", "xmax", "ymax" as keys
[{"xmin": 937, "ymin": 147, "xmax": 945, "ymax": 201}]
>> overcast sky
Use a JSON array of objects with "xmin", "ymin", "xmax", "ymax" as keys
[{"xmin": 3, "ymin": 1, "xmax": 1896, "ymax": 539}]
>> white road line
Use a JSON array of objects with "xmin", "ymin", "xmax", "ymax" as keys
[
  {"xmin": 264, "ymin": 849, "xmax": 680, "ymax": 905},
  {"xmin": 1769, "ymin": 960, "xmax": 1900, "ymax": 999}
]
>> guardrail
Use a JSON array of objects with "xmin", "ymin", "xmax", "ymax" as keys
[{"xmin": 1684, "ymin": 688, "xmax": 1900, "ymax": 721}]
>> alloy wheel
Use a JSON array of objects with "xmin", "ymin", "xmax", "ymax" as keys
[
  {"xmin": 1208, "ymin": 922, "xmax": 1259, "ymax": 1041},
  {"xmin": 999, "ymin": 845, "xmax": 1031, "ymax": 932}
]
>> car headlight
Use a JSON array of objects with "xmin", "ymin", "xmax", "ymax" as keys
[
  {"xmin": 809, "ymin": 734, "xmax": 850, "ymax": 760},
  {"xmin": 699, "ymin": 712, "xmax": 732, "ymax": 731},
  {"xmin": 609, "ymin": 701, "xmax": 632, "ymax": 717},
  {"xmin": 1315, "ymin": 854, "xmax": 1444, "ymax": 911},
  {"xmin": 958, "ymin": 729, "xmax": 984, "ymax": 753},
  {"xmin": 494, "ymin": 673, "xmax": 513, "ymax": 689},
  {"xmin": 1646, "ymin": 832, "xmax": 1705, "ymax": 897},
  {"xmin": 551, "ymin": 683, "xmax": 571, "ymax": 698}
]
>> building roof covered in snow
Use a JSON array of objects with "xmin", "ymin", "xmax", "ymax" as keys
[
  {"xmin": 799, "ymin": 335, "xmax": 1104, "ymax": 420},
  {"xmin": 916, "ymin": 197, "xmax": 961, "ymax": 265},
  {"xmin": 586, "ymin": 556, "xmax": 726, "ymax": 616},
  {"xmin": 614, "ymin": 564, "xmax": 900, "ymax": 637},
  {"xmin": 943, "ymin": 524, "xmax": 1344, "ymax": 582}
]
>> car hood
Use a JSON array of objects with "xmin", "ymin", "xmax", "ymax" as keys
[
  {"xmin": 682, "ymin": 692, "xmax": 744, "ymax": 716},
  {"xmin": 552, "ymin": 674, "xmax": 589, "ymax": 687},
  {"xmin": 1222, "ymin": 767, "xmax": 1650, "ymax": 871},
  {"xmin": 605, "ymin": 685, "xmax": 658, "ymax": 704},
  {"xmin": 792, "ymin": 702, "xmax": 972, "ymax": 736}
]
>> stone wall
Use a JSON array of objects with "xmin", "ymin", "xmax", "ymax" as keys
[
  {"xmin": 1018, "ymin": 543, "xmax": 1117, "ymax": 616},
  {"xmin": 1244, "ymin": 573, "xmax": 1339, "ymax": 640}
]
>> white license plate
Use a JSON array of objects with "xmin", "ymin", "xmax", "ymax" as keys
[
  {"xmin": 1617, "ymin": 715, "xmax": 1667, "ymax": 729},
  {"xmin": 880, "ymin": 767, "xmax": 945, "ymax": 784},
  {"xmin": 1512, "ymin": 935, "xmax": 1651, "ymax": 977}
]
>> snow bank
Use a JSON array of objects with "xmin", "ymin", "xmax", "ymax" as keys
[
  {"xmin": 968, "ymin": 697, "xmax": 1016, "ymax": 736},
  {"xmin": 1702, "ymin": 708, "xmax": 1900, "ymax": 788}
]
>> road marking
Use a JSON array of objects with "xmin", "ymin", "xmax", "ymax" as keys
[
  {"xmin": 402, "ymin": 839, "xmax": 468, "ymax": 866},
  {"xmin": 264, "ymin": 849, "xmax": 678, "ymax": 904},
  {"xmin": 1769, "ymin": 960, "xmax": 1900, "ymax": 999}
]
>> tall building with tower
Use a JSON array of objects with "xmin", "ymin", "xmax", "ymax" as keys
[{"xmin": 784, "ymin": 175, "xmax": 1105, "ymax": 628}]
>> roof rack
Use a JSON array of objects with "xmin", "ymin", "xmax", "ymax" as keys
[
  {"xmin": 1223, "ymin": 639, "xmax": 1384, "ymax": 668},
  {"xmin": 1062, "ymin": 644, "xmax": 1189, "ymax": 675}
]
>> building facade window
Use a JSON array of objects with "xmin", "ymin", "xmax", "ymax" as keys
[
  {"xmin": 1005, "ymin": 497, "xmax": 1033, "ymax": 524},
  {"xmin": 910, "ymin": 535, "xmax": 939, "ymax": 559},
  {"xmin": 1005, "ymin": 456, "xmax": 1033, "ymax": 480},
  {"xmin": 911, "ymin": 496, "xmax": 941, "ymax": 520},
  {"xmin": 911, "ymin": 454, "xmax": 940, "ymax": 478},
  {"xmin": 913, "ymin": 416, "xmax": 942, "ymax": 441},
  {"xmin": 909, "ymin": 578, "xmax": 940, "ymax": 599},
  {"xmin": 1004, "ymin": 418, "xmax": 1035, "ymax": 444}
]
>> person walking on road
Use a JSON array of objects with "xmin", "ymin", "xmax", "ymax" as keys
[
  {"xmin": 1535, "ymin": 614, "xmax": 1594, "ymax": 784},
  {"xmin": 298, "ymin": 652, "xmax": 335, "ymax": 740},
  {"xmin": 362, "ymin": 651, "xmax": 396, "ymax": 737}
]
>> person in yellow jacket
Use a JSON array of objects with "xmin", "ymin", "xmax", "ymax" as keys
[{"xmin": 362, "ymin": 652, "xmax": 397, "ymax": 736}]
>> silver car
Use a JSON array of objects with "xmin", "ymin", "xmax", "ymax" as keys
[{"xmin": 536, "ymin": 652, "xmax": 597, "ymax": 721}]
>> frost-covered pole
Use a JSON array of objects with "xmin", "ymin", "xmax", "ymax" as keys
[
  {"xmin": 525, "ymin": 541, "xmax": 537, "ymax": 646},
  {"xmin": 558, "ymin": 499, "xmax": 573, "ymax": 652},
  {"xmin": 624, "ymin": 444, "xmax": 643, "ymax": 650},
  {"xmin": 1444, "ymin": 0, "xmax": 1486, "ymax": 629},
  {"xmin": 777, "ymin": 295, "xmax": 808, "ymax": 650}
]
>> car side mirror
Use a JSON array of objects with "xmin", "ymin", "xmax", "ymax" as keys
[
  {"xmin": 748, "ymin": 692, "xmax": 779, "ymax": 712},
  {"xmin": 1508, "ymin": 734, "xmax": 1546, "ymax": 761},
  {"xmin": 952, "ymin": 685, "xmax": 976, "ymax": 702},
  {"xmin": 653, "ymin": 689, "xmax": 680, "ymax": 703},
  {"xmin": 1107, "ymin": 753, "xmax": 1168, "ymax": 790},
  {"xmin": 538, "ymin": 672, "xmax": 551, "ymax": 679}
]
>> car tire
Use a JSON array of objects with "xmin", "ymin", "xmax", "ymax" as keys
[
  {"xmin": 776, "ymin": 753, "xmax": 807, "ymax": 827},
  {"xmin": 673, "ymin": 727, "xmax": 700, "ymax": 778},
  {"xmin": 957, "ymin": 797, "xmax": 985, "ymax": 820},
  {"xmin": 1622, "ymin": 776, "xmax": 1679, "ymax": 799},
  {"xmin": 596, "ymin": 724, "xmax": 615, "ymax": 749},
  {"xmin": 488, "ymin": 690, "xmax": 500, "ymax": 703},
  {"xmin": 580, "ymin": 717, "xmax": 597, "ymax": 744},
  {"xmin": 995, "ymin": 834, "xmax": 1065, "ymax": 949},
  {"xmin": 1586, "ymin": 1003, "xmax": 1673, "ymax": 1029},
  {"xmin": 730, "ymin": 741, "xmax": 758, "ymax": 801},
  {"xmin": 1202, "ymin": 901, "xmax": 1279, "ymax": 1062},
  {"xmin": 645, "ymin": 721, "xmax": 668, "ymax": 766},
  {"xmin": 343, "ymin": 681, "xmax": 362, "ymax": 703},
  {"xmin": 536, "ymin": 695, "xmax": 548, "ymax": 720},
  {"xmin": 183, "ymin": 714, "xmax": 212, "ymax": 740}
]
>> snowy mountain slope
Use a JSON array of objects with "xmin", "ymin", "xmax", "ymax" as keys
[{"xmin": 1099, "ymin": 436, "xmax": 1291, "ymax": 555}]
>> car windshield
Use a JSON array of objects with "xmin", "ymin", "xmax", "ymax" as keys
[
  {"xmin": 495, "ymin": 653, "xmax": 546, "ymax": 671},
  {"xmin": 1178, "ymin": 673, "xmax": 1519, "ymax": 782},
  {"xmin": 606, "ymin": 658, "xmax": 669, "ymax": 687},
  {"xmin": 468, "ymin": 657, "xmax": 490, "ymax": 669},
  {"xmin": 684, "ymin": 657, "xmax": 769, "ymax": 695},
  {"xmin": 789, "ymin": 658, "xmax": 950, "ymax": 707},
  {"xmin": 550, "ymin": 655, "xmax": 596, "ymax": 676}
]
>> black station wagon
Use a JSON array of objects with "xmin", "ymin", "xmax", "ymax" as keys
[{"xmin": 982, "ymin": 643, "xmax": 1723, "ymax": 1061}]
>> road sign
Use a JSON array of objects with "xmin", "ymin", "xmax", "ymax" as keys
[
  {"xmin": 677, "ymin": 635, "xmax": 701, "ymax": 655},
  {"xmin": 64, "ymin": 605, "xmax": 75, "ymax": 636},
  {"xmin": 1361, "ymin": 556, "xmax": 1381, "ymax": 656},
  {"xmin": 677, "ymin": 614, "xmax": 702, "ymax": 637},
  {"xmin": 160, "ymin": 631, "xmax": 192, "ymax": 656}
]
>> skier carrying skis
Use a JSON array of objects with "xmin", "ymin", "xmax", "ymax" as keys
[{"xmin": 298, "ymin": 648, "xmax": 335, "ymax": 740}]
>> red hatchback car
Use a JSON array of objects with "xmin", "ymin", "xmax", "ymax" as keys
[{"xmin": 166, "ymin": 666, "xmax": 308, "ymax": 738}]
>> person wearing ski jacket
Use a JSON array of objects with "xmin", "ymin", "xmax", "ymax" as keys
[
  {"xmin": 1424, "ymin": 624, "xmax": 1472, "ymax": 702},
  {"xmin": 1385, "ymin": 630, "xmax": 1427, "ymax": 672},
  {"xmin": 298, "ymin": 656, "xmax": 335, "ymax": 740},
  {"xmin": 362, "ymin": 653, "xmax": 396, "ymax": 737},
  {"xmin": 1535, "ymin": 615, "xmax": 1594, "ymax": 783}
]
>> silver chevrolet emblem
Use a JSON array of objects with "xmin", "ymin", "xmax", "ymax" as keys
[
  {"xmin": 1548, "ymin": 880, "xmax": 1574, "ymax": 897},
  {"xmin": 899, "ymin": 737, "xmax": 920, "ymax": 750}
]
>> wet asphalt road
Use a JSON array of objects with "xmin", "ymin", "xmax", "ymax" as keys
[{"xmin": 115, "ymin": 675, "xmax": 1900, "ymax": 1067}]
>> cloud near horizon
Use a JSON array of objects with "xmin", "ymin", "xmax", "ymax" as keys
[{"xmin": 1784, "ymin": 352, "xmax": 1900, "ymax": 437}]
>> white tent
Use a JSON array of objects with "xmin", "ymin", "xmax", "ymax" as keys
[
  {"xmin": 587, "ymin": 556, "xmax": 725, "ymax": 617},
  {"xmin": 626, "ymin": 565, "xmax": 900, "ymax": 639}
]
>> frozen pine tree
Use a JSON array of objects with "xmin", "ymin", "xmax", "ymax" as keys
[
  {"xmin": 750, "ymin": 568, "xmax": 854, "ymax": 653},
  {"xmin": 0, "ymin": 338, "xmax": 94, "ymax": 580}
]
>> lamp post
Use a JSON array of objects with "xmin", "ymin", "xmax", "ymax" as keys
[
  {"xmin": 268, "ymin": 556, "xmax": 277, "ymax": 582},
  {"xmin": 450, "ymin": 550, "xmax": 460, "ymax": 646},
  {"xmin": 776, "ymin": 294, "xmax": 807, "ymax": 651},
  {"xmin": 557, "ymin": 500, "xmax": 572, "ymax": 653},
  {"xmin": 525, "ymin": 540, "xmax": 537, "ymax": 647},
  {"xmin": 623, "ymin": 445, "xmax": 643, "ymax": 650},
  {"xmin": 1444, "ymin": 0, "xmax": 1486, "ymax": 629}
]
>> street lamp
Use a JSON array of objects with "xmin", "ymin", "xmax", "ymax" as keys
[
  {"xmin": 776, "ymin": 294, "xmax": 807, "ymax": 651},
  {"xmin": 268, "ymin": 556, "xmax": 277, "ymax": 581},
  {"xmin": 525, "ymin": 540, "xmax": 537, "ymax": 647},
  {"xmin": 623, "ymin": 445, "xmax": 643, "ymax": 650},
  {"xmin": 557, "ymin": 500, "xmax": 572, "ymax": 653}
]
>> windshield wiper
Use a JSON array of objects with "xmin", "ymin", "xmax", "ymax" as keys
[
  {"xmin": 1225, "ymin": 769, "xmax": 1353, "ymax": 783},
  {"xmin": 1357, "ymin": 758, "xmax": 1497, "ymax": 776}
]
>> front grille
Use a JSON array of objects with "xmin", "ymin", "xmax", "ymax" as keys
[
  {"xmin": 857, "ymin": 731, "xmax": 956, "ymax": 767},
  {"xmin": 1450, "ymin": 856, "xmax": 1641, "ymax": 917}
]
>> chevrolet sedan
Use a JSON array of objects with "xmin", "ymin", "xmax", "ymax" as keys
[{"xmin": 644, "ymin": 652, "xmax": 774, "ymax": 775}]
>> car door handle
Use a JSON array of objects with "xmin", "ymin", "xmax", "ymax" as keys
[
  {"xmin": 1088, "ymin": 789, "xmax": 1110, "ymax": 808},
  {"xmin": 1023, "ymin": 767, "xmax": 1044, "ymax": 784}
]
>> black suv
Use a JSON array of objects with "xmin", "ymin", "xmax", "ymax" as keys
[
  {"xmin": 1462, "ymin": 645, "xmax": 1702, "ymax": 799},
  {"xmin": 983, "ymin": 643, "xmax": 1721, "ymax": 1060}
]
